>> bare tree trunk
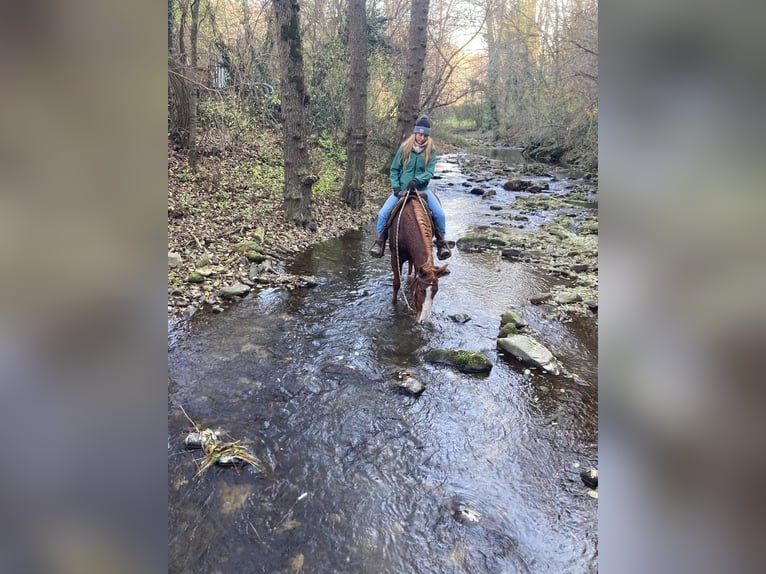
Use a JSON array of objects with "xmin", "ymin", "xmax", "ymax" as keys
[
  {"xmin": 394, "ymin": 0, "xmax": 430, "ymax": 148},
  {"xmin": 179, "ymin": 3, "xmax": 187, "ymax": 66},
  {"xmin": 168, "ymin": 0, "xmax": 192, "ymax": 151},
  {"xmin": 273, "ymin": 0, "xmax": 317, "ymax": 229},
  {"xmin": 342, "ymin": 0, "xmax": 367, "ymax": 210},
  {"xmin": 186, "ymin": 0, "xmax": 201, "ymax": 170},
  {"xmin": 168, "ymin": 0, "xmax": 175, "ymax": 52},
  {"xmin": 485, "ymin": 7, "xmax": 500, "ymax": 139},
  {"xmin": 190, "ymin": 0, "xmax": 200, "ymax": 67}
]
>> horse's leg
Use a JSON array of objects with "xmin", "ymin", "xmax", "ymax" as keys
[{"xmin": 391, "ymin": 259, "xmax": 400, "ymax": 305}]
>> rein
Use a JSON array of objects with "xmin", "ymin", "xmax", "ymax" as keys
[{"xmin": 392, "ymin": 192, "xmax": 432, "ymax": 312}]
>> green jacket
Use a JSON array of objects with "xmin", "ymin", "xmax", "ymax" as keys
[{"xmin": 390, "ymin": 144, "xmax": 437, "ymax": 192}]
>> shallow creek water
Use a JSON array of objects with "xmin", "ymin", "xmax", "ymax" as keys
[{"xmin": 168, "ymin": 151, "xmax": 598, "ymax": 573}]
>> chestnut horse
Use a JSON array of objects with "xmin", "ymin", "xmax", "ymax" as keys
[{"xmin": 388, "ymin": 192, "xmax": 449, "ymax": 322}]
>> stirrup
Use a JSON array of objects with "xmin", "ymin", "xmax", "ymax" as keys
[{"xmin": 436, "ymin": 242, "xmax": 452, "ymax": 260}]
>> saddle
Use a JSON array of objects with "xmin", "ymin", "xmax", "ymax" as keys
[{"xmin": 384, "ymin": 189, "xmax": 435, "ymax": 232}]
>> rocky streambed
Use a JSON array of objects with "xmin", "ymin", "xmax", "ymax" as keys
[{"xmin": 168, "ymin": 148, "xmax": 599, "ymax": 574}]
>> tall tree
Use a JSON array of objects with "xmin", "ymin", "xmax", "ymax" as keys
[
  {"xmin": 394, "ymin": 0, "xmax": 430, "ymax": 147},
  {"xmin": 187, "ymin": 0, "xmax": 201, "ymax": 170},
  {"xmin": 342, "ymin": 0, "xmax": 368, "ymax": 209},
  {"xmin": 272, "ymin": 0, "xmax": 317, "ymax": 229},
  {"xmin": 168, "ymin": 0, "xmax": 193, "ymax": 154}
]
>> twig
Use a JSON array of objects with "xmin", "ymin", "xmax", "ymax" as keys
[
  {"xmin": 190, "ymin": 232, "xmax": 205, "ymax": 251},
  {"xmin": 178, "ymin": 404, "xmax": 200, "ymax": 433},
  {"xmin": 249, "ymin": 520, "xmax": 264, "ymax": 543}
]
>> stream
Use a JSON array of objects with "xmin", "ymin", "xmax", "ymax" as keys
[{"xmin": 168, "ymin": 148, "xmax": 598, "ymax": 573}]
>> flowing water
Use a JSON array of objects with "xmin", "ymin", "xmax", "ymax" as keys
[{"xmin": 168, "ymin": 152, "xmax": 598, "ymax": 573}]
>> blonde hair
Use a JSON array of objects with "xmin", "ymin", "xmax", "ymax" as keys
[{"xmin": 400, "ymin": 134, "xmax": 432, "ymax": 167}]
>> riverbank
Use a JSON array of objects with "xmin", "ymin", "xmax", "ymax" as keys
[
  {"xmin": 168, "ymin": 138, "xmax": 597, "ymax": 321},
  {"xmin": 168, "ymin": 138, "xmax": 390, "ymax": 319}
]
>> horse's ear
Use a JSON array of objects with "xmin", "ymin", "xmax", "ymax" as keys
[{"xmin": 435, "ymin": 263, "xmax": 449, "ymax": 276}]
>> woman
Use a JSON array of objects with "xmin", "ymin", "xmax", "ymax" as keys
[{"xmin": 369, "ymin": 115, "xmax": 451, "ymax": 260}]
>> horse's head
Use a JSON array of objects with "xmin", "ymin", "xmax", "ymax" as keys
[{"xmin": 411, "ymin": 263, "xmax": 449, "ymax": 322}]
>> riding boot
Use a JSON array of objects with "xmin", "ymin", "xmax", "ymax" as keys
[
  {"xmin": 433, "ymin": 226, "xmax": 452, "ymax": 260},
  {"xmin": 369, "ymin": 230, "xmax": 387, "ymax": 258}
]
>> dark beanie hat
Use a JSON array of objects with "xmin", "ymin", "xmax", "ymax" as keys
[{"xmin": 413, "ymin": 115, "xmax": 431, "ymax": 135}]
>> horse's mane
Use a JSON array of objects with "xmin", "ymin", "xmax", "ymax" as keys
[{"xmin": 409, "ymin": 197, "xmax": 434, "ymax": 267}]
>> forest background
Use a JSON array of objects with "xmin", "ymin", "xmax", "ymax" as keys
[{"xmin": 168, "ymin": 0, "xmax": 597, "ymax": 309}]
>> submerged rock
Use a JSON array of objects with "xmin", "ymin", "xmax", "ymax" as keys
[
  {"xmin": 580, "ymin": 468, "xmax": 598, "ymax": 488},
  {"xmin": 424, "ymin": 349, "xmax": 493, "ymax": 373},
  {"xmin": 389, "ymin": 370, "xmax": 425, "ymax": 395},
  {"xmin": 452, "ymin": 501, "xmax": 482, "ymax": 525},
  {"xmin": 497, "ymin": 334, "xmax": 561, "ymax": 375}
]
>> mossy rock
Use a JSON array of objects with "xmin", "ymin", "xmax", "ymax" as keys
[
  {"xmin": 499, "ymin": 323, "xmax": 517, "ymax": 337},
  {"xmin": 424, "ymin": 349, "xmax": 493, "ymax": 374},
  {"xmin": 245, "ymin": 251, "xmax": 267, "ymax": 263},
  {"xmin": 500, "ymin": 309, "xmax": 527, "ymax": 328},
  {"xmin": 234, "ymin": 240, "xmax": 262, "ymax": 254},
  {"xmin": 186, "ymin": 273, "xmax": 205, "ymax": 283}
]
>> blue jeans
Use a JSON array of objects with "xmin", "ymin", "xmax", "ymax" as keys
[{"xmin": 376, "ymin": 189, "xmax": 446, "ymax": 236}]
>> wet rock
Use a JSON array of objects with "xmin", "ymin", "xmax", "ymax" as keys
[
  {"xmin": 168, "ymin": 251, "xmax": 183, "ymax": 268},
  {"xmin": 498, "ymin": 323, "xmax": 517, "ymax": 337},
  {"xmin": 424, "ymin": 349, "xmax": 493, "ymax": 374},
  {"xmin": 489, "ymin": 205, "xmax": 503, "ymax": 211},
  {"xmin": 469, "ymin": 187, "xmax": 484, "ymax": 195},
  {"xmin": 497, "ymin": 334, "xmax": 561, "ymax": 375},
  {"xmin": 295, "ymin": 275, "xmax": 320, "ymax": 288},
  {"xmin": 449, "ymin": 313, "xmax": 471, "ymax": 324},
  {"xmin": 482, "ymin": 190, "xmax": 497, "ymax": 199},
  {"xmin": 220, "ymin": 283, "xmax": 251, "ymax": 299},
  {"xmin": 451, "ymin": 501, "xmax": 482, "ymax": 525},
  {"xmin": 456, "ymin": 236, "xmax": 507, "ymax": 251},
  {"xmin": 527, "ymin": 185, "xmax": 543, "ymax": 193},
  {"xmin": 554, "ymin": 291, "xmax": 582, "ymax": 304},
  {"xmin": 503, "ymin": 178, "xmax": 531, "ymax": 191},
  {"xmin": 580, "ymin": 468, "xmax": 598, "ymax": 488},
  {"xmin": 501, "ymin": 248, "xmax": 530, "ymax": 260},
  {"xmin": 530, "ymin": 293, "xmax": 552, "ymax": 304},
  {"xmin": 500, "ymin": 309, "xmax": 527, "ymax": 328},
  {"xmin": 390, "ymin": 371, "xmax": 425, "ymax": 395}
]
